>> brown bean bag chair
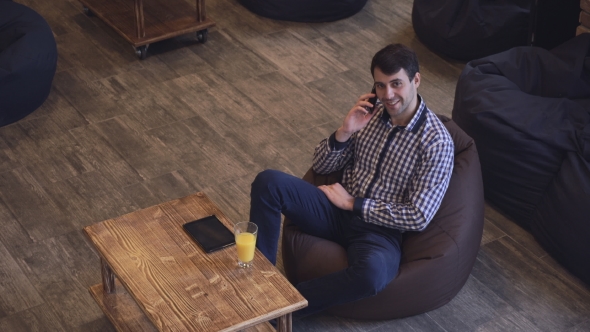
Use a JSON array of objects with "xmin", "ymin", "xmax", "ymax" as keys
[{"xmin": 282, "ymin": 115, "xmax": 484, "ymax": 319}]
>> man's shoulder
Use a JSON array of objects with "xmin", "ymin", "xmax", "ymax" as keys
[{"xmin": 419, "ymin": 108, "xmax": 454, "ymax": 148}]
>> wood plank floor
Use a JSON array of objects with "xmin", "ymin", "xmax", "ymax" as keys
[{"xmin": 2, "ymin": 0, "xmax": 589, "ymax": 331}]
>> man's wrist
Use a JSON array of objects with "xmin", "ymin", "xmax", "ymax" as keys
[
  {"xmin": 353, "ymin": 198, "xmax": 364, "ymax": 215},
  {"xmin": 329, "ymin": 131, "xmax": 351, "ymax": 151},
  {"xmin": 335, "ymin": 127, "xmax": 353, "ymax": 143}
]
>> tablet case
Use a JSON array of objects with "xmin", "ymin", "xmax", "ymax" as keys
[{"xmin": 183, "ymin": 215, "xmax": 235, "ymax": 253}]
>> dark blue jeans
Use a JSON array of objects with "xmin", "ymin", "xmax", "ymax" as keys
[{"xmin": 250, "ymin": 169, "xmax": 402, "ymax": 317}]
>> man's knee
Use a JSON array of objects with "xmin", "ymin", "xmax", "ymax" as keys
[
  {"xmin": 352, "ymin": 256, "xmax": 395, "ymax": 297},
  {"xmin": 251, "ymin": 169, "xmax": 282, "ymax": 194}
]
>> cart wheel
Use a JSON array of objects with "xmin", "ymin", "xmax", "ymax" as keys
[
  {"xmin": 196, "ymin": 29, "xmax": 208, "ymax": 43},
  {"xmin": 135, "ymin": 45, "xmax": 149, "ymax": 60},
  {"xmin": 82, "ymin": 6, "xmax": 95, "ymax": 17}
]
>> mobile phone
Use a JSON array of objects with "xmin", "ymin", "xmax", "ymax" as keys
[
  {"xmin": 182, "ymin": 215, "xmax": 235, "ymax": 253},
  {"xmin": 366, "ymin": 86, "xmax": 377, "ymax": 113}
]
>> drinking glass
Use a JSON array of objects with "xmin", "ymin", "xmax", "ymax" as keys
[{"xmin": 233, "ymin": 222, "xmax": 258, "ymax": 268}]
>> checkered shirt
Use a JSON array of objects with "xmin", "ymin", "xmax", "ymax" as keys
[{"xmin": 312, "ymin": 96, "xmax": 454, "ymax": 231}]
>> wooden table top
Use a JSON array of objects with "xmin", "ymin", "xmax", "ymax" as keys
[{"xmin": 84, "ymin": 192, "xmax": 307, "ymax": 331}]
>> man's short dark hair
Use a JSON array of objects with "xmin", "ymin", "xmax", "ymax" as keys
[{"xmin": 370, "ymin": 44, "xmax": 419, "ymax": 80}]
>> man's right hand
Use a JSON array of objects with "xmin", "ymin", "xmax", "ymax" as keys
[{"xmin": 335, "ymin": 92, "xmax": 376, "ymax": 142}]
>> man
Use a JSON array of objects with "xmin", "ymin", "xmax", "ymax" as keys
[{"xmin": 250, "ymin": 43, "xmax": 454, "ymax": 317}]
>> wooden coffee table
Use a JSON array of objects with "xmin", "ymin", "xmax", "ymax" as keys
[{"xmin": 84, "ymin": 192, "xmax": 307, "ymax": 331}]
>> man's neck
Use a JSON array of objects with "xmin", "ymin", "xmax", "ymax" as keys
[{"xmin": 390, "ymin": 97, "xmax": 420, "ymax": 127}]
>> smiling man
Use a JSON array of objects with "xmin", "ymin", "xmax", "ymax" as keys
[{"xmin": 250, "ymin": 43, "xmax": 454, "ymax": 318}]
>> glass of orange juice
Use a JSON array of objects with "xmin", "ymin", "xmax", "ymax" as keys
[{"xmin": 233, "ymin": 222, "xmax": 257, "ymax": 268}]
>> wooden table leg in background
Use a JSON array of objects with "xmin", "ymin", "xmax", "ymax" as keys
[
  {"xmin": 277, "ymin": 313, "xmax": 292, "ymax": 332},
  {"xmin": 133, "ymin": 0, "xmax": 145, "ymax": 38},
  {"xmin": 196, "ymin": 0, "xmax": 205, "ymax": 22},
  {"xmin": 101, "ymin": 257, "xmax": 116, "ymax": 294}
]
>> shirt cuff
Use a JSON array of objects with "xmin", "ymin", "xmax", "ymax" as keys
[
  {"xmin": 353, "ymin": 198, "xmax": 365, "ymax": 217},
  {"xmin": 329, "ymin": 132, "xmax": 350, "ymax": 151}
]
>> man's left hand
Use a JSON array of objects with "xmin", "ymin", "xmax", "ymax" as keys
[{"xmin": 318, "ymin": 183, "xmax": 355, "ymax": 211}]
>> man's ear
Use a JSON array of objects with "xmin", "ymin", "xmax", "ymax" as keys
[{"xmin": 413, "ymin": 72, "xmax": 421, "ymax": 89}]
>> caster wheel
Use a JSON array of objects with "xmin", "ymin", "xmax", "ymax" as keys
[
  {"xmin": 82, "ymin": 6, "xmax": 95, "ymax": 17},
  {"xmin": 135, "ymin": 45, "xmax": 149, "ymax": 60},
  {"xmin": 196, "ymin": 29, "xmax": 208, "ymax": 43}
]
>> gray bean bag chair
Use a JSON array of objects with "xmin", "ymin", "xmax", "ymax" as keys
[
  {"xmin": 412, "ymin": 0, "xmax": 534, "ymax": 61},
  {"xmin": 238, "ymin": 0, "xmax": 367, "ymax": 23},
  {"xmin": 412, "ymin": 0, "xmax": 532, "ymax": 61},
  {"xmin": 452, "ymin": 33, "xmax": 590, "ymax": 285},
  {"xmin": 0, "ymin": 0, "xmax": 57, "ymax": 126},
  {"xmin": 282, "ymin": 115, "xmax": 484, "ymax": 319},
  {"xmin": 412, "ymin": 0, "xmax": 580, "ymax": 60}
]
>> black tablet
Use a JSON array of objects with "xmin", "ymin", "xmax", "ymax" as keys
[{"xmin": 182, "ymin": 215, "xmax": 235, "ymax": 253}]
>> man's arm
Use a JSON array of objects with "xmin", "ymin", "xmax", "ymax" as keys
[
  {"xmin": 359, "ymin": 140, "xmax": 454, "ymax": 231},
  {"xmin": 313, "ymin": 93, "xmax": 376, "ymax": 174}
]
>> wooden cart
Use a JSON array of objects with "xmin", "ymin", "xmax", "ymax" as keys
[{"xmin": 79, "ymin": 0, "xmax": 215, "ymax": 59}]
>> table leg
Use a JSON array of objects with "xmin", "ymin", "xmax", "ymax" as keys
[
  {"xmin": 195, "ymin": 0, "xmax": 205, "ymax": 22},
  {"xmin": 101, "ymin": 258, "xmax": 116, "ymax": 294},
  {"xmin": 277, "ymin": 313, "xmax": 292, "ymax": 332},
  {"xmin": 134, "ymin": 0, "xmax": 145, "ymax": 38}
]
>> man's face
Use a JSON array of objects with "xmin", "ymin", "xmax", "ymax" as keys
[{"xmin": 373, "ymin": 67, "xmax": 421, "ymax": 125}]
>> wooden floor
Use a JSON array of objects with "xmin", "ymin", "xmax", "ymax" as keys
[{"xmin": 1, "ymin": 0, "xmax": 589, "ymax": 331}]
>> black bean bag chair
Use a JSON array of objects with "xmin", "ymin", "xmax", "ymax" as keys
[
  {"xmin": 0, "ymin": 0, "xmax": 57, "ymax": 127},
  {"xmin": 412, "ymin": 0, "xmax": 532, "ymax": 61},
  {"xmin": 238, "ymin": 0, "xmax": 367, "ymax": 23},
  {"xmin": 452, "ymin": 33, "xmax": 590, "ymax": 285},
  {"xmin": 282, "ymin": 115, "xmax": 484, "ymax": 319}
]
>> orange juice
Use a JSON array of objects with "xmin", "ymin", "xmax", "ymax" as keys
[{"xmin": 236, "ymin": 232, "xmax": 256, "ymax": 263}]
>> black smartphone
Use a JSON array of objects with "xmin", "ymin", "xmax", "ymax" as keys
[
  {"xmin": 366, "ymin": 86, "xmax": 377, "ymax": 113},
  {"xmin": 182, "ymin": 215, "xmax": 235, "ymax": 253}
]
